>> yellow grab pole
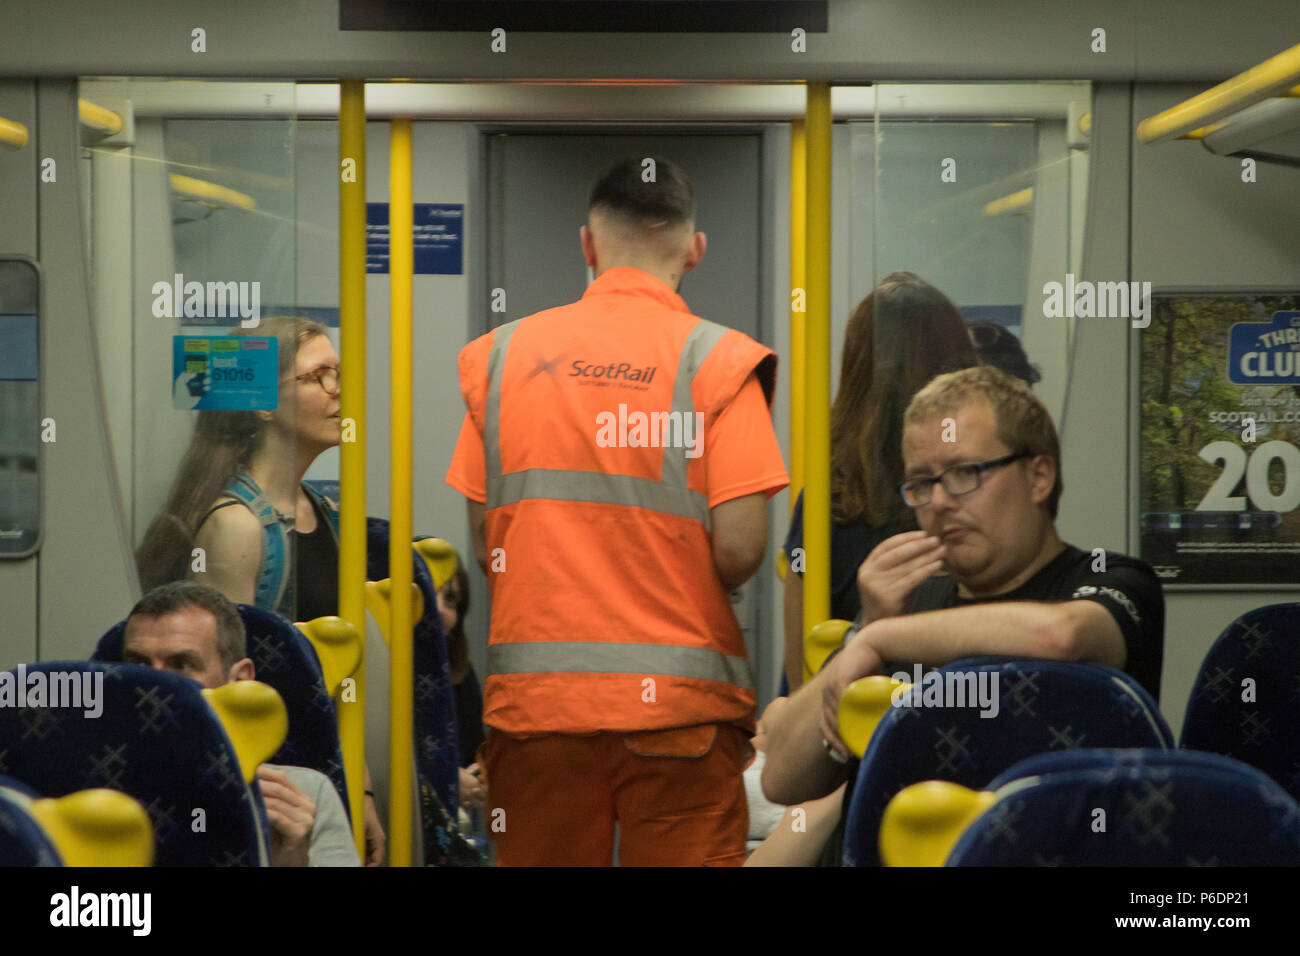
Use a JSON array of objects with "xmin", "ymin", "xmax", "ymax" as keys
[
  {"xmin": 338, "ymin": 78, "xmax": 367, "ymax": 856},
  {"xmin": 1137, "ymin": 42, "xmax": 1300, "ymax": 145},
  {"xmin": 789, "ymin": 118, "xmax": 807, "ymax": 517},
  {"xmin": 802, "ymin": 84, "xmax": 833, "ymax": 641},
  {"xmin": 388, "ymin": 117, "xmax": 415, "ymax": 867}
]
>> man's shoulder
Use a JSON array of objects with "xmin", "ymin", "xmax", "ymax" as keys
[{"xmin": 1053, "ymin": 543, "xmax": 1160, "ymax": 585}]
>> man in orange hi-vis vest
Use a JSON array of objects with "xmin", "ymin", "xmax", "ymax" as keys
[{"xmin": 446, "ymin": 156, "xmax": 789, "ymax": 866}]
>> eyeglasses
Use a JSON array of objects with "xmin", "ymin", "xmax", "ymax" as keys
[
  {"xmin": 899, "ymin": 451, "xmax": 1030, "ymax": 508},
  {"xmin": 291, "ymin": 366, "xmax": 340, "ymax": 395}
]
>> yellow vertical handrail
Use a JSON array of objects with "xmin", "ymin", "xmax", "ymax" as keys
[
  {"xmin": 802, "ymin": 83, "xmax": 833, "ymax": 641},
  {"xmin": 388, "ymin": 117, "xmax": 415, "ymax": 867},
  {"xmin": 789, "ymin": 118, "xmax": 807, "ymax": 518},
  {"xmin": 338, "ymin": 78, "xmax": 368, "ymax": 857}
]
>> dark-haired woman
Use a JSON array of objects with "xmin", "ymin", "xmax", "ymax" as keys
[
  {"xmin": 435, "ymin": 562, "xmax": 486, "ymax": 813},
  {"xmin": 781, "ymin": 272, "xmax": 980, "ymax": 693}
]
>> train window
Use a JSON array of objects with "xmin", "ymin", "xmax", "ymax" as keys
[
  {"xmin": 80, "ymin": 79, "xmax": 318, "ymax": 617},
  {"xmin": 0, "ymin": 256, "xmax": 40, "ymax": 558},
  {"xmin": 851, "ymin": 82, "xmax": 1090, "ymax": 427}
]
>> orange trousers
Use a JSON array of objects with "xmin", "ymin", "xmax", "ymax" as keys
[{"xmin": 479, "ymin": 723, "xmax": 751, "ymax": 866}]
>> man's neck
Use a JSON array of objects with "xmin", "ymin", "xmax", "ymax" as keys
[
  {"xmin": 956, "ymin": 527, "xmax": 1066, "ymax": 600},
  {"xmin": 595, "ymin": 261, "xmax": 680, "ymax": 294}
]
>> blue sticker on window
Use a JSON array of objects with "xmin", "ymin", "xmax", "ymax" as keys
[{"xmin": 172, "ymin": 336, "xmax": 278, "ymax": 410}]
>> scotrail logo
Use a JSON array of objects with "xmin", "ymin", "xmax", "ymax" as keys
[
  {"xmin": 595, "ymin": 404, "xmax": 705, "ymax": 458},
  {"xmin": 889, "ymin": 664, "xmax": 1000, "ymax": 718}
]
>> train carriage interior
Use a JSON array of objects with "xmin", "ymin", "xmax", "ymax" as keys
[{"xmin": 0, "ymin": 0, "xmax": 1299, "ymax": 905}]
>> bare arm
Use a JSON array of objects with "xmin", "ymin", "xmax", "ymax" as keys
[
  {"xmin": 710, "ymin": 492, "xmax": 768, "ymax": 592},
  {"xmin": 190, "ymin": 502, "xmax": 261, "ymax": 605},
  {"xmin": 859, "ymin": 600, "xmax": 1127, "ymax": 672},
  {"xmin": 466, "ymin": 498, "xmax": 488, "ymax": 575},
  {"xmin": 782, "ymin": 569, "xmax": 804, "ymax": 693},
  {"xmin": 744, "ymin": 784, "xmax": 845, "ymax": 867},
  {"xmin": 761, "ymin": 658, "xmax": 860, "ymax": 805}
]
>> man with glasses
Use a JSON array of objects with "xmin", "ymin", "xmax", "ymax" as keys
[{"xmin": 762, "ymin": 365, "xmax": 1164, "ymax": 815}]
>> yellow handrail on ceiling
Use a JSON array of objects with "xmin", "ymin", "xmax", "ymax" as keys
[
  {"xmin": 0, "ymin": 115, "xmax": 29, "ymax": 150},
  {"xmin": 1138, "ymin": 43, "xmax": 1300, "ymax": 145},
  {"xmin": 169, "ymin": 173, "xmax": 257, "ymax": 211},
  {"xmin": 78, "ymin": 98, "xmax": 123, "ymax": 136}
]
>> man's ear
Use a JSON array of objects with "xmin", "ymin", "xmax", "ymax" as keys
[
  {"xmin": 681, "ymin": 231, "xmax": 706, "ymax": 273},
  {"xmin": 1028, "ymin": 454, "xmax": 1057, "ymax": 507},
  {"xmin": 579, "ymin": 224, "xmax": 597, "ymax": 268},
  {"xmin": 228, "ymin": 657, "xmax": 255, "ymax": 683}
]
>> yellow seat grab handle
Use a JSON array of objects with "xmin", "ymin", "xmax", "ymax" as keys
[
  {"xmin": 29, "ymin": 789, "xmax": 155, "ymax": 867},
  {"xmin": 202, "ymin": 681, "xmax": 289, "ymax": 784},
  {"xmin": 879, "ymin": 780, "xmax": 998, "ymax": 867}
]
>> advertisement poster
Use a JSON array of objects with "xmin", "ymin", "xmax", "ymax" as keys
[
  {"xmin": 1138, "ymin": 291, "xmax": 1300, "ymax": 587},
  {"xmin": 172, "ymin": 336, "xmax": 279, "ymax": 410}
]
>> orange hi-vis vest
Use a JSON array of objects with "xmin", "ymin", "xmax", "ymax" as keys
[{"xmin": 457, "ymin": 268, "xmax": 778, "ymax": 736}]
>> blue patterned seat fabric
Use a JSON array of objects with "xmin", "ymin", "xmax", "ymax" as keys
[
  {"xmin": 952, "ymin": 748, "xmax": 1300, "ymax": 866},
  {"xmin": 1179, "ymin": 602, "xmax": 1300, "ymax": 800},
  {"xmin": 366, "ymin": 517, "xmax": 461, "ymax": 821},
  {"xmin": 0, "ymin": 776, "xmax": 62, "ymax": 867},
  {"xmin": 95, "ymin": 604, "xmax": 349, "ymax": 819},
  {"xmin": 0, "ymin": 662, "xmax": 268, "ymax": 866},
  {"xmin": 843, "ymin": 656, "xmax": 1173, "ymax": 867}
]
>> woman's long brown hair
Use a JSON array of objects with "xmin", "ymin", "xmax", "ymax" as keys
[
  {"xmin": 135, "ymin": 316, "xmax": 328, "ymax": 592},
  {"xmin": 829, "ymin": 272, "xmax": 980, "ymax": 527}
]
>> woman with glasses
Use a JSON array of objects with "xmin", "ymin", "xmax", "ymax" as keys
[
  {"xmin": 780, "ymin": 272, "xmax": 979, "ymax": 694},
  {"xmin": 136, "ymin": 316, "xmax": 342, "ymax": 621}
]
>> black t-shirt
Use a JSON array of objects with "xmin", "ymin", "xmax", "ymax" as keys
[
  {"xmin": 906, "ymin": 542, "xmax": 1164, "ymax": 700},
  {"xmin": 817, "ymin": 542, "xmax": 1165, "ymax": 866},
  {"xmin": 293, "ymin": 495, "xmax": 339, "ymax": 622}
]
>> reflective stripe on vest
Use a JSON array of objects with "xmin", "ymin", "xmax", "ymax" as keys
[
  {"xmin": 488, "ymin": 641, "xmax": 755, "ymax": 690},
  {"xmin": 481, "ymin": 314, "xmax": 750, "ymax": 690},
  {"xmin": 483, "ymin": 316, "xmax": 730, "ymax": 530}
]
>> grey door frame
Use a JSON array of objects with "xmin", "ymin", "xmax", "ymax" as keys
[{"xmin": 467, "ymin": 122, "xmax": 784, "ymax": 708}]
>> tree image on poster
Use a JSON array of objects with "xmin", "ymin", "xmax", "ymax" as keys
[{"xmin": 1139, "ymin": 293, "xmax": 1300, "ymax": 586}]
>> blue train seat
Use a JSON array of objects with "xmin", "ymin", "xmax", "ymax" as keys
[
  {"xmin": 1180, "ymin": 603, "xmax": 1300, "ymax": 799},
  {"xmin": 842, "ymin": 656, "xmax": 1172, "ymax": 867}
]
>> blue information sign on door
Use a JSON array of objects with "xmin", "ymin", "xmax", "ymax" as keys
[{"xmin": 366, "ymin": 203, "xmax": 464, "ymax": 275}]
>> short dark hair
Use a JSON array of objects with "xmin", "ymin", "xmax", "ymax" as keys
[
  {"xmin": 125, "ymin": 581, "xmax": 246, "ymax": 669},
  {"xmin": 588, "ymin": 155, "xmax": 695, "ymax": 240}
]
